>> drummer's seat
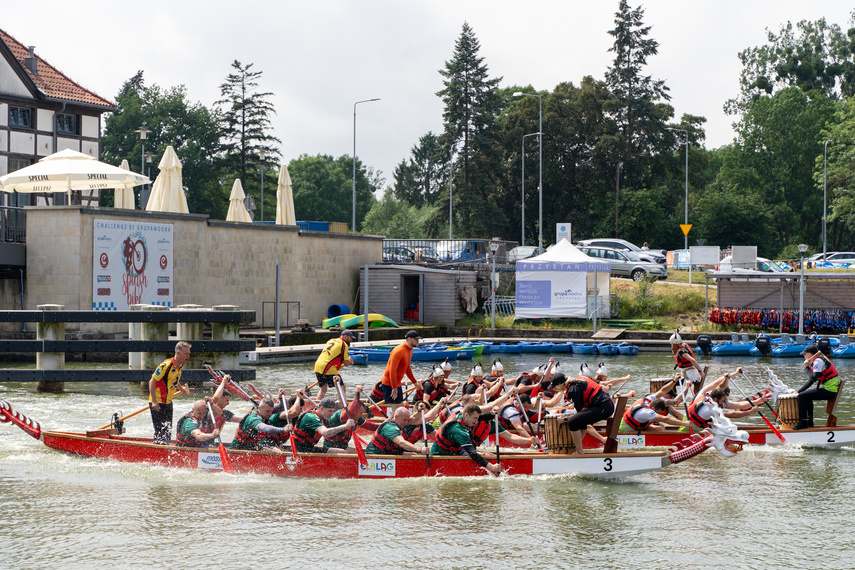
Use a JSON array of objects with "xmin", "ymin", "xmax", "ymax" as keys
[{"xmin": 826, "ymin": 379, "xmax": 845, "ymax": 428}]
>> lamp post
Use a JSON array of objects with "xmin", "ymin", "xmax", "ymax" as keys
[
  {"xmin": 514, "ymin": 92, "xmax": 543, "ymax": 248},
  {"xmin": 489, "ymin": 238, "xmax": 501, "ymax": 328},
  {"xmin": 615, "ymin": 162, "xmax": 623, "ymax": 237},
  {"xmin": 259, "ymin": 149, "xmax": 266, "ymax": 223},
  {"xmin": 135, "ymin": 125, "xmax": 149, "ymax": 176},
  {"xmin": 521, "ymin": 132, "xmax": 541, "ymax": 247},
  {"xmin": 144, "ymin": 151, "xmax": 153, "ymax": 209},
  {"xmin": 352, "ymin": 98, "xmax": 380, "ymax": 233},
  {"xmin": 823, "ymin": 140, "xmax": 832, "ymax": 262},
  {"xmin": 667, "ymin": 128, "xmax": 689, "ymax": 250},
  {"xmin": 448, "ymin": 151, "xmax": 454, "ymax": 239},
  {"xmin": 798, "ymin": 243, "xmax": 808, "ymax": 335}
]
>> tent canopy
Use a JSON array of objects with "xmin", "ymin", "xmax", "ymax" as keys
[{"xmin": 515, "ymin": 239, "xmax": 610, "ymax": 319}]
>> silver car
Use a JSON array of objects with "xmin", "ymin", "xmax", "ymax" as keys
[
  {"xmin": 577, "ymin": 238, "xmax": 666, "ymax": 265},
  {"xmin": 578, "ymin": 245, "xmax": 668, "ymax": 281}
]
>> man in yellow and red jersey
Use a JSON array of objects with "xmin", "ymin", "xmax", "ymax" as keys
[
  {"xmin": 148, "ymin": 341, "xmax": 191, "ymax": 444},
  {"xmin": 313, "ymin": 330, "xmax": 354, "ymax": 399}
]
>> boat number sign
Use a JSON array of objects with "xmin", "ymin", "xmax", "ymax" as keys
[{"xmin": 358, "ymin": 458, "xmax": 396, "ymax": 477}]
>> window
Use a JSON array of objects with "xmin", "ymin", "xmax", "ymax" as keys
[
  {"xmin": 56, "ymin": 113, "xmax": 78, "ymax": 135},
  {"xmin": 9, "ymin": 107, "xmax": 33, "ymax": 129}
]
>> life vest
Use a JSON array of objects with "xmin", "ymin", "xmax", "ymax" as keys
[
  {"xmin": 623, "ymin": 403, "xmax": 651, "ymax": 432},
  {"xmin": 434, "ymin": 418, "xmax": 468, "ymax": 454},
  {"xmin": 233, "ymin": 410, "xmax": 263, "ymax": 448},
  {"xmin": 370, "ymin": 381, "xmax": 385, "ymax": 403},
  {"xmin": 567, "ymin": 378, "xmax": 603, "ymax": 409},
  {"xmin": 315, "ymin": 338, "xmax": 348, "ymax": 375},
  {"xmin": 674, "ymin": 346, "xmax": 695, "ymax": 369},
  {"xmin": 462, "ymin": 378, "xmax": 482, "ymax": 395},
  {"xmin": 324, "ymin": 413, "xmax": 357, "ymax": 448},
  {"xmin": 413, "ymin": 378, "xmax": 449, "ymax": 404},
  {"xmin": 369, "ymin": 419, "xmax": 404, "ymax": 454},
  {"xmin": 469, "ymin": 418, "xmax": 492, "ymax": 446},
  {"xmin": 497, "ymin": 403, "xmax": 518, "ymax": 432},
  {"xmin": 292, "ymin": 412, "xmax": 324, "ymax": 447},
  {"xmin": 515, "ymin": 372, "xmax": 534, "ymax": 387},
  {"xmin": 175, "ymin": 413, "xmax": 204, "ymax": 447},
  {"xmin": 686, "ymin": 400, "xmax": 711, "ymax": 429},
  {"xmin": 439, "ymin": 403, "xmax": 463, "ymax": 424},
  {"xmin": 403, "ymin": 424, "xmax": 432, "ymax": 444},
  {"xmin": 818, "ymin": 359, "xmax": 839, "ymax": 388}
]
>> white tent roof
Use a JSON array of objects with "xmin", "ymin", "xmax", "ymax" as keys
[{"xmin": 517, "ymin": 239, "xmax": 609, "ymax": 270}]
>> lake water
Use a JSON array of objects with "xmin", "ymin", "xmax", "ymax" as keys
[{"xmin": 2, "ymin": 351, "xmax": 854, "ymax": 569}]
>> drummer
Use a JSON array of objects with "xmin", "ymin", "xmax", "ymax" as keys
[{"xmin": 795, "ymin": 345, "xmax": 841, "ymax": 430}]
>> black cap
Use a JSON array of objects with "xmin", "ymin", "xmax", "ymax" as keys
[
  {"xmin": 801, "ymin": 344, "xmax": 818, "ymax": 355},
  {"xmin": 340, "ymin": 329, "xmax": 354, "ymax": 337},
  {"xmin": 405, "ymin": 330, "xmax": 422, "ymax": 340}
]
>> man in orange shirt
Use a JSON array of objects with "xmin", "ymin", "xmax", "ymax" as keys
[{"xmin": 380, "ymin": 330, "xmax": 421, "ymax": 412}]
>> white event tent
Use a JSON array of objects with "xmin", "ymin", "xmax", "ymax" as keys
[{"xmin": 515, "ymin": 239, "xmax": 611, "ymax": 319}]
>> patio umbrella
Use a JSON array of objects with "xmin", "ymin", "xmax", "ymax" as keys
[
  {"xmin": 145, "ymin": 146, "xmax": 189, "ymax": 213},
  {"xmin": 275, "ymin": 164, "xmax": 296, "ymax": 225},
  {"xmin": 0, "ymin": 149, "xmax": 149, "ymax": 197},
  {"xmin": 113, "ymin": 159, "xmax": 136, "ymax": 209},
  {"xmin": 225, "ymin": 178, "xmax": 252, "ymax": 222}
]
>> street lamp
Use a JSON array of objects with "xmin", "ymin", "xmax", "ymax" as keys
[
  {"xmin": 513, "ymin": 92, "xmax": 543, "ymax": 248},
  {"xmin": 135, "ymin": 125, "xmax": 150, "ymax": 176},
  {"xmin": 352, "ymin": 98, "xmax": 380, "ymax": 233},
  {"xmin": 667, "ymin": 128, "xmax": 689, "ymax": 250},
  {"xmin": 144, "ymin": 151, "xmax": 153, "ymax": 209},
  {"xmin": 823, "ymin": 140, "xmax": 832, "ymax": 262},
  {"xmin": 259, "ymin": 149, "xmax": 266, "ymax": 223},
  {"xmin": 798, "ymin": 243, "xmax": 808, "ymax": 335},
  {"xmin": 489, "ymin": 238, "xmax": 501, "ymax": 328},
  {"xmin": 449, "ymin": 151, "xmax": 454, "ymax": 239},
  {"xmin": 521, "ymin": 132, "xmax": 541, "ymax": 247},
  {"xmin": 615, "ymin": 162, "xmax": 623, "ymax": 237}
]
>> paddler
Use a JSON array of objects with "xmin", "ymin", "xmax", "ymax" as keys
[
  {"xmin": 313, "ymin": 329, "xmax": 354, "ymax": 400},
  {"xmin": 670, "ymin": 332, "xmax": 704, "ymax": 397},
  {"xmin": 229, "ymin": 396, "xmax": 290, "ymax": 452},
  {"xmin": 795, "ymin": 345, "xmax": 841, "ymax": 430},
  {"xmin": 175, "ymin": 399, "xmax": 221, "ymax": 447},
  {"xmin": 551, "ymin": 364, "xmax": 616, "ymax": 455},
  {"xmin": 365, "ymin": 406, "xmax": 430, "ymax": 455},
  {"xmin": 291, "ymin": 397, "xmax": 355, "ymax": 454},
  {"xmin": 620, "ymin": 396, "xmax": 691, "ymax": 434},
  {"xmin": 683, "ymin": 368, "xmax": 768, "ymax": 432},
  {"xmin": 323, "ymin": 385, "xmax": 371, "ymax": 451},
  {"xmin": 412, "ymin": 366, "xmax": 453, "ymax": 406},
  {"xmin": 431, "ymin": 403, "xmax": 502, "ymax": 475},
  {"xmin": 209, "ymin": 376, "xmax": 245, "ymax": 429}
]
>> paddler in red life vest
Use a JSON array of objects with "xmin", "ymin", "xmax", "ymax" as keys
[
  {"xmin": 619, "ymin": 395, "xmax": 691, "ymax": 434},
  {"xmin": 365, "ymin": 406, "xmax": 431, "ymax": 456},
  {"xmin": 431, "ymin": 403, "xmax": 502, "ymax": 475},
  {"xmin": 208, "ymin": 376, "xmax": 245, "ymax": 430},
  {"xmin": 485, "ymin": 358, "xmax": 504, "ymax": 382},
  {"xmin": 670, "ymin": 332, "xmax": 705, "ymax": 397},
  {"xmin": 682, "ymin": 368, "xmax": 768, "ymax": 432},
  {"xmin": 462, "ymin": 365, "xmax": 503, "ymax": 403},
  {"xmin": 795, "ymin": 345, "xmax": 841, "ymax": 430},
  {"xmin": 413, "ymin": 366, "xmax": 453, "ymax": 407},
  {"xmin": 292, "ymin": 397, "xmax": 356, "ymax": 454},
  {"xmin": 176, "ymin": 399, "xmax": 221, "ymax": 447},
  {"xmin": 229, "ymin": 396, "xmax": 291, "ymax": 453}
]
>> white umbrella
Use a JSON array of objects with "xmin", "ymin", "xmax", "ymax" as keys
[
  {"xmin": 0, "ymin": 149, "xmax": 149, "ymax": 195},
  {"xmin": 225, "ymin": 178, "xmax": 253, "ymax": 222},
  {"xmin": 113, "ymin": 159, "xmax": 136, "ymax": 209},
  {"xmin": 275, "ymin": 164, "xmax": 296, "ymax": 225},
  {"xmin": 145, "ymin": 146, "xmax": 189, "ymax": 213}
]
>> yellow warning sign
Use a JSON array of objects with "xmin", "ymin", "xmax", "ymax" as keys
[{"xmin": 680, "ymin": 224, "xmax": 692, "ymax": 236}]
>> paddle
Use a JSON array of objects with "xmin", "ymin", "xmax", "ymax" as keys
[
  {"xmin": 334, "ymin": 379, "xmax": 367, "ymax": 466},
  {"xmin": 206, "ymin": 365, "xmax": 257, "ymax": 405},
  {"xmin": 280, "ymin": 394, "xmax": 299, "ymax": 460},
  {"xmin": 742, "ymin": 372, "xmax": 781, "ymax": 420},
  {"xmin": 731, "ymin": 376, "xmax": 786, "ymax": 442},
  {"xmin": 366, "ymin": 394, "xmax": 389, "ymax": 418},
  {"xmin": 420, "ymin": 404, "xmax": 431, "ymax": 469},
  {"xmin": 678, "ymin": 372, "xmax": 694, "ymax": 435},
  {"xmin": 96, "ymin": 405, "xmax": 149, "ymax": 430},
  {"xmin": 515, "ymin": 393, "xmax": 542, "ymax": 449},
  {"xmin": 206, "ymin": 400, "xmax": 234, "ymax": 474},
  {"xmin": 494, "ymin": 412, "xmax": 500, "ymax": 466}
]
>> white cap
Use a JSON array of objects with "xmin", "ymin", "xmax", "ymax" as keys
[
  {"xmin": 492, "ymin": 359, "xmax": 503, "ymax": 372},
  {"xmin": 552, "ymin": 361, "xmax": 561, "ymax": 375},
  {"xmin": 472, "ymin": 364, "xmax": 483, "ymax": 376},
  {"xmin": 532, "ymin": 365, "xmax": 544, "ymax": 376},
  {"xmin": 432, "ymin": 365, "xmax": 443, "ymax": 377},
  {"xmin": 580, "ymin": 363, "xmax": 593, "ymax": 378},
  {"xmin": 441, "ymin": 358, "xmax": 452, "ymax": 371},
  {"xmin": 669, "ymin": 333, "xmax": 682, "ymax": 345},
  {"xmin": 596, "ymin": 362, "xmax": 608, "ymax": 377}
]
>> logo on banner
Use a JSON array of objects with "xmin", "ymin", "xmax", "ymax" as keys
[
  {"xmin": 157, "ymin": 288, "xmax": 169, "ymax": 296},
  {"xmin": 358, "ymin": 459, "xmax": 396, "ymax": 476},
  {"xmin": 97, "ymin": 275, "xmax": 111, "ymax": 283},
  {"xmin": 122, "ymin": 234, "xmax": 148, "ymax": 306},
  {"xmin": 99, "ymin": 253, "xmax": 109, "ymax": 268},
  {"xmin": 97, "ymin": 288, "xmax": 110, "ymax": 296},
  {"xmin": 160, "ymin": 255, "xmax": 168, "ymax": 270},
  {"xmin": 157, "ymin": 276, "xmax": 170, "ymax": 283}
]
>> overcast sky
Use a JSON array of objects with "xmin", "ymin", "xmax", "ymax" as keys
[{"xmin": 6, "ymin": 1, "xmax": 854, "ymax": 187}]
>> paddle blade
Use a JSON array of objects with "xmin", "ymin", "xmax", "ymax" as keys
[
  {"xmin": 218, "ymin": 443, "xmax": 234, "ymax": 474},
  {"xmin": 761, "ymin": 413, "xmax": 787, "ymax": 443},
  {"xmin": 289, "ymin": 433, "xmax": 299, "ymax": 460},
  {"xmin": 353, "ymin": 433, "xmax": 368, "ymax": 467}
]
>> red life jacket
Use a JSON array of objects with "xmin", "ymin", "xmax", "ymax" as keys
[
  {"xmin": 469, "ymin": 418, "xmax": 492, "ymax": 446},
  {"xmin": 370, "ymin": 381, "xmax": 385, "ymax": 402},
  {"xmin": 434, "ymin": 418, "xmax": 468, "ymax": 453},
  {"xmin": 403, "ymin": 424, "xmax": 433, "ymax": 444},
  {"xmin": 566, "ymin": 378, "xmax": 603, "ymax": 408},
  {"xmin": 497, "ymin": 403, "xmax": 518, "ymax": 432},
  {"xmin": 291, "ymin": 412, "xmax": 324, "ymax": 447},
  {"xmin": 324, "ymin": 413, "xmax": 358, "ymax": 448},
  {"xmin": 369, "ymin": 419, "xmax": 403, "ymax": 454},
  {"xmin": 686, "ymin": 400, "xmax": 711, "ymax": 429},
  {"xmin": 675, "ymin": 346, "xmax": 695, "ymax": 369},
  {"xmin": 414, "ymin": 379, "xmax": 450, "ymax": 404},
  {"xmin": 439, "ymin": 403, "xmax": 462, "ymax": 424},
  {"xmin": 175, "ymin": 413, "xmax": 204, "ymax": 447},
  {"xmin": 819, "ymin": 360, "xmax": 839, "ymax": 387},
  {"xmin": 622, "ymin": 404, "xmax": 651, "ymax": 432},
  {"xmin": 232, "ymin": 410, "xmax": 263, "ymax": 449}
]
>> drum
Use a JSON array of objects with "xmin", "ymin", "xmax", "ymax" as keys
[
  {"xmin": 544, "ymin": 414, "xmax": 575, "ymax": 454},
  {"xmin": 650, "ymin": 379, "xmax": 665, "ymax": 394},
  {"xmin": 777, "ymin": 393, "xmax": 800, "ymax": 427}
]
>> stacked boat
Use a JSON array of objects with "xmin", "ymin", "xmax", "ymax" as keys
[{"xmin": 350, "ymin": 340, "xmax": 640, "ymax": 363}]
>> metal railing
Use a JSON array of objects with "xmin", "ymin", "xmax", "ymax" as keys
[
  {"xmin": 382, "ymin": 238, "xmax": 519, "ymax": 265},
  {"xmin": 0, "ymin": 206, "xmax": 25, "ymax": 243},
  {"xmin": 483, "ymin": 295, "xmax": 516, "ymax": 317}
]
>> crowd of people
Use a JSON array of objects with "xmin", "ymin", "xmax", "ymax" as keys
[{"xmin": 146, "ymin": 330, "xmax": 842, "ymax": 470}]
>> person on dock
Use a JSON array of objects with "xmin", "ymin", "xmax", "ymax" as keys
[
  {"xmin": 795, "ymin": 345, "xmax": 841, "ymax": 430},
  {"xmin": 431, "ymin": 403, "xmax": 502, "ymax": 474},
  {"xmin": 670, "ymin": 333, "xmax": 704, "ymax": 397},
  {"xmin": 176, "ymin": 399, "xmax": 221, "ymax": 447},
  {"xmin": 229, "ymin": 396, "xmax": 290, "ymax": 452},
  {"xmin": 379, "ymin": 330, "xmax": 421, "ymax": 412},
  {"xmin": 291, "ymin": 397, "xmax": 355, "ymax": 453},
  {"xmin": 314, "ymin": 329, "xmax": 354, "ymax": 400},
  {"xmin": 148, "ymin": 341, "xmax": 191, "ymax": 445},
  {"xmin": 365, "ymin": 407, "xmax": 430, "ymax": 455}
]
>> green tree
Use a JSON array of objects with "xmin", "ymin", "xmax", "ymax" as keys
[
  {"xmin": 287, "ymin": 154, "xmax": 378, "ymax": 228},
  {"xmin": 101, "ymin": 72, "xmax": 225, "ymax": 217},
  {"xmin": 820, "ymin": 97, "xmax": 855, "ymax": 249},
  {"xmin": 361, "ymin": 188, "xmax": 436, "ymax": 238},
  {"xmin": 392, "ymin": 132, "xmax": 445, "ymax": 207}
]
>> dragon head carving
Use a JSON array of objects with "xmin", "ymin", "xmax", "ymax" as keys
[
  {"xmin": 707, "ymin": 399, "xmax": 749, "ymax": 457},
  {"xmin": 765, "ymin": 367, "xmax": 796, "ymax": 406}
]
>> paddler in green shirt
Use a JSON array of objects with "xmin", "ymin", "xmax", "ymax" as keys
[
  {"xmin": 229, "ymin": 397, "xmax": 289, "ymax": 452},
  {"xmin": 365, "ymin": 407, "xmax": 429, "ymax": 455},
  {"xmin": 431, "ymin": 403, "xmax": 502, "ymax": 475}
]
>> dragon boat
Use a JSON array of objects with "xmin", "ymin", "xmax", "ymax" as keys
[{"xmin": 0, "ymin": 398, "xmax": 747, "ymax": 480}]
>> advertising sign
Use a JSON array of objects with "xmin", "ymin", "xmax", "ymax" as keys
[
  {"xmin": 92, "ymin": 219, "xmax": 174, "ymax": 310},
  {"xmin": 556, "ymin": 223, "xmax": 571, "ymax": 243}
]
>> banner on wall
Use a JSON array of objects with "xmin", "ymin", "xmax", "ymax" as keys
[{"xmin": 92, "ymin": 219, "xmax": 174, "ymax": 310}]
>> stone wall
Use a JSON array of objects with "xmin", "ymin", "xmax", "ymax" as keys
[{"xmin": 16, "ymin": 207, "xmax": 382, "ymax": 332}]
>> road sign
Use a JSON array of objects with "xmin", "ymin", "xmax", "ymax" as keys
[{"xmin": 680, "ymin": 224, "xmax": 692, "ymax": 236}]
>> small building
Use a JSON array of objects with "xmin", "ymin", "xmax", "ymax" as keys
[{"xmin": 359, "ymin": 265, "xmax": 479, "ymax": 327}]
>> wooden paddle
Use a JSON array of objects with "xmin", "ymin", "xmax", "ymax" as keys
[
  {"xmin": 731, "ymin": 376, "xmax": 786, "ymax": 442},
  {"xmin": 206, "ymin": 400, "xmax": 234, "ymax": 473},
  {"xmin": 96, "ymin": 405, "xmax": 148, "ymax": 430},
  {"xmin": 334, "ymin": 379, "xmax": 367, "ymax": 466},
  {"xmin": 366, "ymin": 395, "xmax": 389, "ymax": 418}
]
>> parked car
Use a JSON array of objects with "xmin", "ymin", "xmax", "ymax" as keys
[
  {"xmin": 507, "ymin": 245, "xmax": 544, "ymax": 261},
  {"xmin": 804, "ymin": 251, "xmax": 855, "ymax": 268},
  {"xmin": 382, "ymin": 246, "xmax": 415, "ymax": 263},
  {"xmin": 412, "ymin": 246, "xmax": 440, "ymax": 263},
  {"xmin": 576, "ymin": 238, "xmax": 666, "ymax": 264},
  {"xmin": 714, "ymin": 255, "xmax": 791, "ymax": 273},
  {"xmin": 577, "ymin": 245, "xmax": 668, "ymax": 281}
]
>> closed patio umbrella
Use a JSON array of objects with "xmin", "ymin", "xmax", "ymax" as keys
[
  {"xmin": 275, "ymin": 164, "xmax": 296, "ymax": 225},
  {"xmin": 145, "ymin": 146, "xmax": 189, "ymax": 213},
  {"xmin": 225, "ymin": 178, "xmax": 253, "ymax": 222},
  {"xmin": 113, "ymin": 159, "xmax": 136, "ymax": 209}
]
